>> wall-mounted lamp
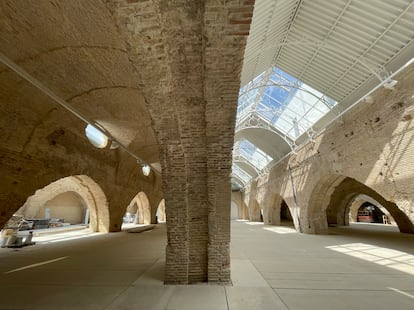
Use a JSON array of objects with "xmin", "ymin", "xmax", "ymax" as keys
[
  {"xmin": 85, "ymin": 124, "xmax": 108, "ymax": 148},
  {"xmin": 142, "ymin": 164, "xmax": 151, "ymax": 176}
]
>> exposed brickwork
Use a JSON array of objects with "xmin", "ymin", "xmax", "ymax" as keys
[
  {"xmin": 106, "ymin": 0, "xmax": 253, "ymax": 283},
  {"xmin": 204, "ymin": 0, "xmax": 254, "ymax": 283},
  {"xmin": 0, "ymin": 0, "xmax": 254, "ymax": 284},
  {"xmin": 244, "ymin": 63, "xmax": 414, "ymax": 234}
]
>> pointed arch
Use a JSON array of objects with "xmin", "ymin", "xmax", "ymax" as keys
[
  {"xmin": 127, "ymin": 192, "xmax": 151, "ymax": 225},
  {"xmin": 307, "ymin": 174, "xmax": 414, "ymax": 234},
  {"xmin": 231, "ymin": 190, "xmax": 248, "ymax": 220},
  {"xmin": 263, "ymin": 193, "xmax": 294, "ymax": 227},
  {"xmin": 249, "ymin": 199, "xmax": 262, "ymax": 222},
  {"xmin": 156, "ymin": 199, "xmax": 166, "ymax": 223},
  {"xmin": 348, "ymin": 195, "xmax": 394, "ymax": 224},
  {"xmin": 18, "ymin": 175, "xmax": 109, "ymax": 232}
]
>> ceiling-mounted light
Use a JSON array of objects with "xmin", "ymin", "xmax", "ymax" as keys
[
  {"xmin": 141, "ymin": 164, "xmax": 151, "ymax": 176},
  {"xmin": 85, "ymin": 124, "xmax": 108, "ymax": 148},
  {"xmin": 383, "ymin": 79, "xmax": 398, "ymax": 90}
]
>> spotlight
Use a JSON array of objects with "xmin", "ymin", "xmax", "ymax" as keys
[{"xmin": 383, "ymin": 79, "xmax": 398, "ymax": 90}]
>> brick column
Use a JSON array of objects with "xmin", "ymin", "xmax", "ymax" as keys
[{"xmin": 106, "ymin": 0, "xmax": 254, "ymax": 284}]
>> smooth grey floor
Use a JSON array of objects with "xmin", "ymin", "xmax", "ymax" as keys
[{"xmin": 0, "ymin": 221, "xmax": 413, "ymax": 309}]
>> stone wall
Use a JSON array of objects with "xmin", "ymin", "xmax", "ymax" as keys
[
  {"xmin": 243, "ymin": 63, "xmax": 414, "ymax": 234},
  {"xmin": 42, "ymin": 192, "xmax": 86, "ymax": 224},
  {"xmin": 0, "ymin": 0, "xmax": 163, "ymax": 231},
  {"xmin": 231, "ymin": 191, "xmax": 248, "ymax": 220},
  {"xmin": 18, "ymin": 176, "xmax": 106, "ymax": 231}
]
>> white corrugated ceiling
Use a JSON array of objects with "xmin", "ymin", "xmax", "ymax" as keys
[
  {"xmin": 233, "ymin": 0, "xmax": 414, "ymax": 188},
  {"xmin": 242, "ymin": 0, "xmax": 414, "ymax": 102}
]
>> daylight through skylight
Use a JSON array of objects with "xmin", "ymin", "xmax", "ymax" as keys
[
  {"xmin": 232, "ymin": 66, "xmax": 337, "ymax": 186},
  {"xmin": 237, "ymin": 67, "xmax": 337, "ymax": 140}
]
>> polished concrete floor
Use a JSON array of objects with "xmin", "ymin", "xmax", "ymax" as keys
[{"xmin": 0, "ymin": 221, "xmax": 413, "ymax": 309}]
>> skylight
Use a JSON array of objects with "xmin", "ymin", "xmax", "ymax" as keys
[
  {"xmin": 232, "ymin": 66, "xmax": 338, "ymax": 186},
  {"xmin": 235, "ymin": 140, "xmax": 273, "ymax": 171},
  {"xmin": 232, "ymin": 164, "xmax": 252, "ymax": 184},
  {"xmin": 237, "ymin": 67, "xmax": 337, "ymax": 140}
]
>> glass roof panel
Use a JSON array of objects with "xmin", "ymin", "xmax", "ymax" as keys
[
  {"xmin": 232, "ymin": 164, "xmax": 252, "ymax": 184},
  {"xmin": 238, "ymin": 70, "xmax": 267, "ymax": 118},
  {"xmin": 237, "ymin": 140, "xmax": 273, "ymax": 170},
  {"xmin": 236, "ymin": 66, "xmax": 337, "ymax": 140},
  {"xmin": 231, "ymin": 182, "xmax": 242, "ymax": 191}
]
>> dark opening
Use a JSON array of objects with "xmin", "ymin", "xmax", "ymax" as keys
[
  {"xmin": 280, "ymin": 200, "xmax": 293, "ymax": 225},
  {"xmin": 357, "ymin": 202, "xmax": 385, "ymax": 224}
]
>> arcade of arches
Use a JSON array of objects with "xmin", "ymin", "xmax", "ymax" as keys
[
  {"xmin": 1, "ymin": 0, "xmax": 414, "ymax": 288},
  {"xmin": 235, "ymin": 66, "xmax": 414, "ymax": 235}
]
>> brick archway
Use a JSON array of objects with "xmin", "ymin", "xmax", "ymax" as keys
[
  {"xmin": 18, "ymin": 175, "xmax": 109, "ymax": 232},
  {"xmin": 127, "ymin": 192, "xmax": 151, "ymax": 225},
  {"xmin": 156, "ymin": 199, "xmax": 166, "ymax": 223},
  {"xmin": 347, "ymin": 195, "xmax": 394, "ymax": 224},
  {"xmin": 307, "ymin": 175, "xmax": 414, "ymax": 234}
]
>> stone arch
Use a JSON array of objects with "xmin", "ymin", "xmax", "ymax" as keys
[
  {"xmin": 156, "ymin": 199, "xmax": 166, "ymax": 223},
  {"xmin": 231, "ymin": 197, "xmax": 246, "ymax": 220},
  {"xmin": 348, "ymin": 194, "xmax": 394, "ymax": 224},
  {"xmin": 230, "ymin": 201, "xmax": 238, "ymax": 220},
  {"xmin": 40, "ymin": 191, "xmax": 86, "ymax": 224},
  {"xmin": 231, "ymin": 190, "xmax": 248, "ymax": 220},
  {"xmin": 264, "ymin": 194, "xmax": 282, "ymax": 225},
  {"xmin": 307, "ymin": 174, "xmax": 414, "ymax": 234},
  {"xmin": 355, "ymin": 202, "xmax": 385, "ymax": 223},
  {"xmin": 249, "ymin": 199, "xmax": 262, "ymax": 221},
  {"xmin": 306, "ymin": 174, "xmax": 346, "ymax": 233},
  {"xmin": 18, "ymin": 175, "xmax": 109, "ymax": 232},
  {"xmin": 127, "ymin": 192, "xmax": 151, "ymax": 225},
  {"xmin": 264, "ymin": 193, "xmax": 294, "ymax": 226},
  {"xmin": 280, "ymin": 199, "xmax": 294, "ymax": 225}
]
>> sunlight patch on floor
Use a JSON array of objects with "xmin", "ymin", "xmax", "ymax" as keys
[
  {"xmin": 244, "ymin": 222, "xmax": 264, "ymax": 225},
  {"xmin": 388, "ymin": 287, "xmax": 414, "ymax": 299},
  {"xmin": 263, "ymin": 226, "xmax": 297, "ymax": 234},
  {"xmin": 327, "ymin": 243, "xmax": 414, "ymax": 276},
  {"xmin": 33, "ymin": 231, "xmax": 102, "ymax": 244}
]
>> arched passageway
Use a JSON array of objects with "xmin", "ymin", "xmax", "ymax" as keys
[
  {"xmin": 124, "ymin": 192, "xmax": 151, "ymax": 225},
  {"xmin": 231, "ymin": 191, "xmax": 248, "ymax": 220},
  {"xmin": 264, "ymin": 194, "xmax": 294, "ymax": 227},
  {"xmin": 280, "ymin": 200, "xmax": 294, "ymax": 226},
  {"xmin": 156, "ymin": 199, "xmax": 166, "ymax": 223},
  {"xmin": 14, "ymin": 175, "xmax": 109, "ymax": 232},
  {"xmin": 308, "ymin": 175, "xmax": 414, "ymax": 234},
  {"xmin": 249, "ymin": 199, "xmax": 262, "ymax": 222},
  {"xmin": 348, "ymin": 195, "xmax": 395, "ymax": 225},
  {"xmin": 39, "ymin": 191, "xmax": 87, "ymax": 224},
  {"xmin": 356, "ymin": 202, "xmax": 384, "ymax": 224},
  {"xmin": 231, "ymin": 201, "xmax": 238, "ymax": 220}
]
